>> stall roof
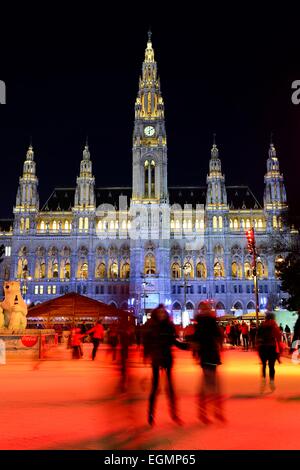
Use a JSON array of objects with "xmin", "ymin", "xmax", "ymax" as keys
[{"xmin": 28, "ymin": 293, "xmax": 127, "ymax": 319}]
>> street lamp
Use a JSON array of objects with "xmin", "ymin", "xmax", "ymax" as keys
[
  {"xmin": 246, "ymin": 228, "xmax": 259, "ymax": 328},
  {"xmin": 180, "ymin": 263, "xmax": 191, "ymax": 327}
]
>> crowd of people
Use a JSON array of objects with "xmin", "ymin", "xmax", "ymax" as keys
[{"xmin": 63, "ymin": 306, "xmax": 300, "ymax": 427}]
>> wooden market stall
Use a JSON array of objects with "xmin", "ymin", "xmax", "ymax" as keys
[{"xmin": 27, "ymin": 292, "xmax": 129, "ymax": 328}]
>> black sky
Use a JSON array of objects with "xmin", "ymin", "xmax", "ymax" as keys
[{"xmin": 0, "ymin": 4, "xmax": 300, "ymax": 219}]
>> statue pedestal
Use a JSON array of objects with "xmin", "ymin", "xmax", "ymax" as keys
[{"xmin": 0, "ymin": 329, "xmax": 57, "ymax": 361}]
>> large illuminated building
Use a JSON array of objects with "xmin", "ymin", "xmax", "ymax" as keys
[{"xmin": 0, "ymin": 33, "xmax": 297, "ymax": 322}]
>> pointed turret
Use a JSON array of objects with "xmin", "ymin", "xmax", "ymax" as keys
[
  {"xmin": 206, "ymin": 135, "xmax": 227, "ymax": 208},
  {"xmin": 132, "ymin": 32, "xmax": 168, "ymax": 202},
  {"xmin": 14, "ymin": 143, "xmax": 39, "ymax": 233},
  {"xmin": 74, "ymin": 140, "xmax": 95, "ymax": 209},
  {"xmin": 264, "ymin": 137, "xmax": 287, "ymax": 229}
]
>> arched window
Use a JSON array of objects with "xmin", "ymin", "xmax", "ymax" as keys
[
  {"xmin": 84, "ymin": 217, "xmax": 89, "ymax": 231},
  {"xmin": 213, "ymin": 216, "xmax": 218, "ymax": 230},
  {"xmin": 96, "ymin": 262, "xmax": 106, "ymax": 279},
  {"xmin": 52, "ymin": 262, "xmax": 59, "ymax": 278},
  {"xmin": 64, "ymin": 220, "xmax": 69, "ymax": 231},
  {"xmin": 246, "ymin": 219, "xmax": 251, "ymax": 229},
  {"xmin": 199, "ymin": 219, "xmax": 204, "ymax": 230},
  {"xmin": 40, "ymin": 262, "xmax": 46, "ymax": 279},
  {"xmin": 233, "ymin": 218, "xmax": 239, "ymax": 230},
  {"xmin": 196, "ymin": 261, "xmax": 207, "ymax": 279},
  {"xmin": 20, "ymin": 218, "xmax": 25, "ymax": 232},
  {"xmin": 80, "ymin": 262, "xmax": 88, "ymax": 280},
  {"xmin": 17, "ymin": 258, "xmax": 28, "ymax": 278},
  {"xmin": 171, "ymin": 219, "xmax": 175, "ymax": 230},
  {"xmin": 144, "ymin": 253, "xmax": 156, "ymax": 275},
  {"xmin": 214, "ymin": 261, "xmax": 224, "ymax": 278},
  {"xmin": 150, "ymin": 160, "xmax": 155, "ymax": 197},
  {"xmin": 247, "ymin": 301, "xmax": 255, "ymax": 311},
  {"xmin": 258, "ymin": 219, "xmax": 263, "ymax": 229},
  {"xmin": 183, "ymin": 261, "xmax": 194, "ymax": 278},
  {"xmin": 79, "ymin": 217, "xmax": 83, "ymax": 231},
  {"xmin": 144, "ymin": 160, "xmax": 149, "ymax": 196},
  {"xmin": 120, "ymin": 261, "xmax": 130, "ymax": 279},
  {"xmin": 109, "ymin": 262, "xmax": 118, "ymax": 279},
  {"xmin": 218, "ymin": 216, "xmax": 223, "ymax": 229},
  {"xmin": 229, "ymin": 219, "xmax": 233, "ymax": 229},
  {"xmin": 40, "ymin": 221, "xmax": 45, "ymax": 232},
  {"xmin": 25, "ymin": 218, "xmax": 30, "ymax": 231},
  {"xmin": 244, "ymin": 261, "xmax": 252, "ymax": 279},
  {"xmin": 257, "ymin": 261, "xmax": 263, "ymax": 278},
  {"xmin": 273, "ymin": 215, "xmax": 277, "ymax": 228},
  {"xmin": 171, "ymin": 262, "xmax": 181, "ymax": 279},
  {"xmin": 232, "ymin": 261, "xmax": 242, "ymax": 279},
  {"xmin": 52, "ymin": 220, "xmax": 57, "ymax": 232},
  {"xmin": 64, "ymin": 262, "xmax": 71, "ymax": 279}
]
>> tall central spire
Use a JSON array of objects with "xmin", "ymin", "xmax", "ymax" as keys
[{"xmin": 135, "ymin": 32, "xmax": 164, "ymax": 120}]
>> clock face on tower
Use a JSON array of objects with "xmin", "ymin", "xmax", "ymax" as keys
[{"xmin": 144, "ymin": 125, "xmax": 155, "ymax": 137}]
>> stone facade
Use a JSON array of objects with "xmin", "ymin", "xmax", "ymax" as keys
[{"xmin": 0, "ymin": 33, "xmax": 298, "ymax": 323}]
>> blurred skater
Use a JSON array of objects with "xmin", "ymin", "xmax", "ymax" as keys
[
  {"xmin": 143, "ymin": 304, "xmax": 185, "ymax": 426},
  {"xmin": 107, "ymin": 323, "xmax": 119, "ymax": 361},
  {"xmin": 249, "ymin": 320, "xmax": 257, "ymax": 350},
  {"xmin": 86, "ymin": 320, "xmax": 104, "ymax": 360},
  {"xmin": 257, "ymin": 313, "xmax": 282, "ymax": 392},
  {"xmin": 118, "ymin": 316, "xmax": 131, "ymax": 392},
  {"xmin": 70, "ymin": 327, "xmax": 84, "ymax": 359},
  {"xmin": 193, "ymin": 302, "xmax": 225, "ymax": 424},
  {"xmin": 241, "ymin": 321, "xmax": 249, "ymax": 351}
]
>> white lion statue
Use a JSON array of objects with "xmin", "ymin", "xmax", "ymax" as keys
[{"xmin": 0, "ymin": 281, "xmax": 28, "ymax": 330}]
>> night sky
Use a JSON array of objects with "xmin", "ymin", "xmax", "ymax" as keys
[{"xmin": 0, "ymin": 5, "xmax": 300, "ymax": 220}]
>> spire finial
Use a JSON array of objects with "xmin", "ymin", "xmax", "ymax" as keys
[
  {"xmin": 85, "ymin": 135, "xmax": 89, "ymax": 148},
  {"xmin": 213, "ymin": 133, "xmax": 216, "ymax": 146},
  {"xmin": 270, "ymin": 131, "xmax": 274, "ymax": 146},
  {"xmin": 148, "ymin": 29, "xmax": 152, "ymax": 42},
  {"xmin": 29, "ymin": 135, "xmax": 33, "ymax": 148}
]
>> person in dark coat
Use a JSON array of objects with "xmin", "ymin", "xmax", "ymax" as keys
[
  {"xmin": 292, "ymin": 312, "xmax": 300, "ymax": 351},
  {"xmin": 257, "ymin": 312, "xmax": 282, "ymax": 392},
  {"xmin": 143, "ymin": 304, "xmax": 183, "ymax": 426},
  {"xmin": 193, "ymin": 301, "xmax": 225, "ymax": 424}
]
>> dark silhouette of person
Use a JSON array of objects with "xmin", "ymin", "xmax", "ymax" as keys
[
  {"xmin": 143, "ymin": 304, "xmax": 184, "ymax": 426},
  {"xmin": 257, "ymin": 312, "xmax": 281, "ymax": 392},
  {"xmin": 193, "ymin": 302, "xmax": 225, "ymax": 424}
]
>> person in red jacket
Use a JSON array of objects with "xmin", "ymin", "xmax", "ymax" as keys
[
  {"xmin": 70, "ymin": 327, "xmax": 84, "ymax": 359},
  {"xmin": 86, "ymin": 320, "xmax": 104, "ymax": 360},
  {"xmin": 241, "ymin": 321, "xmax": 249, "ymax": 351}
]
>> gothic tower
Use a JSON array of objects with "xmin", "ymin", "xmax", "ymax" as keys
[
  {"xmin": 206, "ymin": 135, "xmax": 228, "ymax": 230},
  {"xmin": 130, "ymin": 33, "xmax": 170, "ymax": 316},
  {"xmin": 132, "ymin": 31, "xmax": 168, "ymax": 202},
  {"xmin": 14, "ymin": 144, "xmax": 39, "ymax": 234},
  {"xmin": 73, "ymin": 141, "xmax": 96, "ymax": 234},
  {"xmin": 264, "ymin": 138, "xmax": 288, "ymax": 231}
]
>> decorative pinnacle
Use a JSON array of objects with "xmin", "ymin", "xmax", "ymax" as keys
[
  {"xmin": 270, "ymin": 131, "xmax": 274, "ymax": 146},
  {"xmin": 213, "ymin": 133, "xmax": 216, "ymax": 146},
  {"xmin": 85, "ymin": 135, "xmax": 89, "ymax": 149},
  {"xmin": 148, "ymin": 29, "xmax": 152, "ymax": 42}
]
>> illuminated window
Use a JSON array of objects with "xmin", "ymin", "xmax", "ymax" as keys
[
  {"xmin": 52, "ymin": 285, "xmax": 56, "ymax": 295},
  {"xmin": 80, "ymin": 263, "xmax": 88, "ymax": 280},
  {"xmin": 144, "ymin": 253, "xmax": 156, "ymax": 275},
  {"xmin": 150, "ymin": 160, "xmax": 155, "ymax": 197},
  {"xmin": 213, "ymin": 216, "xmax": 218, "ymax": 230},
  {"xmin": 64, "ymin": 220, "xmax": 69, "ymax": 231},
  {"xmin": 5, "ymin": 246, "xmax": 11, "ymax": 257},
  {"xmin": 246, "ymin": 219, "xmax": 251, "ymax": 229},
  {"xmin": 79, "ymin": 217, "xmax": 83, "ymax": 231},
  {"xmin": 52, "ymin": 220, "xmax": 57, "ymax": 231},
  {"xmin": 218, "ymin": 216, "xmax": 223, "ymax": 229},
  {"xmin": 96, "ymin": 262, "xmax": 106, "ymax": 279},
  {"xmin": 39, "ymin": 286, "xmax": 44, "ymax": 295},
  {"xmin": 144, "ymin": 160, "xmax": 149, "ymax": 196},
  {"xmin": 120, "ymin": 261, "xmax": 130, "ymax": 279},
  {"xmin": 34, "ymin": 285, "xmax": 39, "ymax": 295},
  {"xmin": 25, "ymin": 218, "xmax": 30, "ymax": 231},
  {"xmin": 171, "ymin": 262, "xmax": 181, "ymax": 279},
  {"xmin": 84, "ymin": 217, "xmax": 89, "ymax": 231},
  {"xmin": 233, "ymin": 218, "xmax": 239, "ymax": 230},
  {"xmin": 47, "ymin": 286, "xmax": 51, "ymax": 295},
  {"xmin": 196, "ymin": 262, "xmax": 207, "ymax": 279},
  {"xmin": 40, "ymin": 221, "xmax": 45, "ymax": 232},
  {"xmin": 244, "ymin": 261, "xmax": 252, "ymax": 279},
  {"xmin": 109, "ymin": 262, "xmax": 118, "ymax": 279}
]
